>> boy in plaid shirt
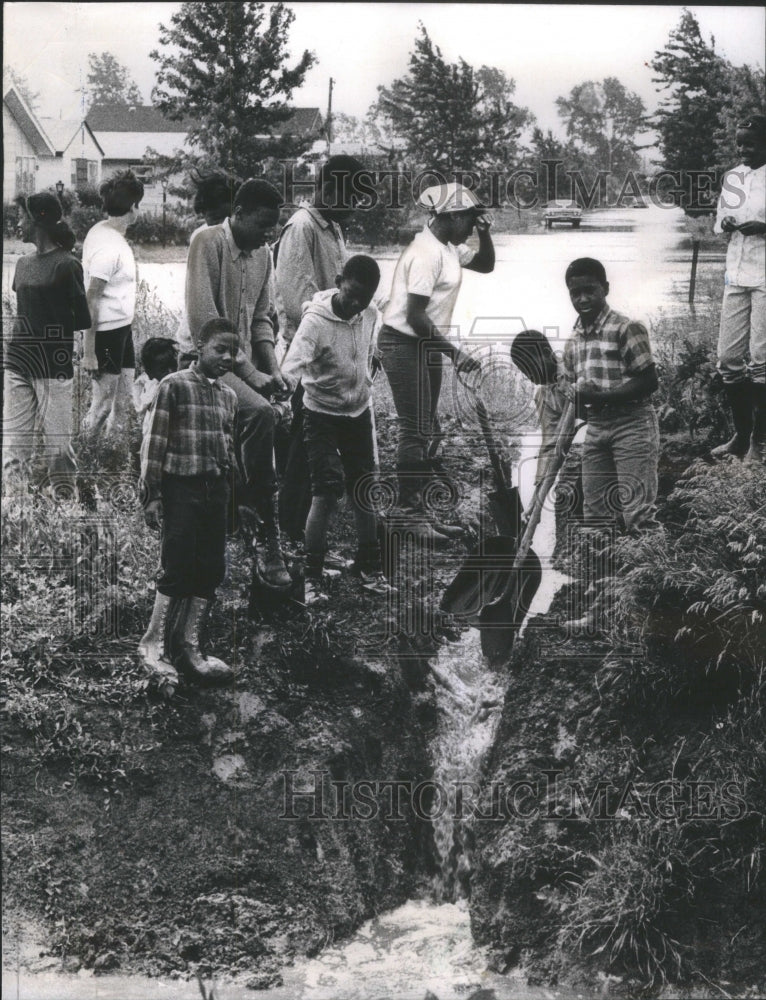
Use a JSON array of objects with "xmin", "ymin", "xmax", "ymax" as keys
[
  {"xmin": 562, "ymin": 257, "xmax": 659, "ymax": 533},
  {"xmin": 138, "ymin": 318, "xmax": 239, "ymax": 692}
]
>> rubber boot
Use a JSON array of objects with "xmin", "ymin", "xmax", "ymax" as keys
[
  {"xmin": 138, "ymin": 592, "xmax": 179, "ymax": 693},
  {"xmin": 173, "ymin": 597, "xmax": 233, "ymax": 682},
  {"xmin": 746, "ymin": 383, "xmax": 766, "ymax": 464},
  {"xmin": 712, "ymin": 382, "xmax": 753, "ymax": 459},
  {"xmin": 258, "ymin": 492, "xmax": 292, "ymax": 589}
]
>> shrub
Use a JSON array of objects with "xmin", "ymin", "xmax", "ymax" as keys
[
  {"xmin": 127, "ymin": 209, "xmax": 196, "ymax": 246},
  {"xmin": 76, "ymin": 183, "xmax": 103, "ymax": 208},
  {"xmin": 3, "ymin": 200, "xmax": 21, "ymax": 237},
  {"xmin": 601, "ymin": 462, "xmax": 766, "ymax": 707},
  {"xmin": 70, "ymin": 204, "xmax": 105, "ymax": 242}
]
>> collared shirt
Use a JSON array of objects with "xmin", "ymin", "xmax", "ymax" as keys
[
  {"xmin": 714, "ymin": 162, "xmax": 766, "ymax": 287},
  {"xmin": 139, "ymin": 364, "xmax": 238, "ymax": 503},
  {"xmin": 274, "ymin": 205, "xmax": 348, "ymax": 343},
  {"xmin": 562, "ymin": 305, "xmax": 655, "ymax": 403},
  {"xmin": 382, "ymin": 224, "xmax": 474, "ymax": 337},
  {"xmin": 185, "ymin": 218, "xmax": 275, "ymax": 384}
]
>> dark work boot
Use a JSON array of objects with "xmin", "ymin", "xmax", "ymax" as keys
[
  {"xmin": 711, "ymin": 382, "xmax": 753, "ymax": 459},
  {"xmin": 256, "ymin": 492, "xmax": 292, "ymax": 589},
  {"xmin": 746, "ymin": 383, "xmax": 766, "ymax": 464}
]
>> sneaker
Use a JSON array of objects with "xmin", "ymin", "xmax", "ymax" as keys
[
  {"xmin": 358, "ymin": 570, "xmax": 398, "ymax": 597},
  {"xmin": 325, "ymin": 550, "xmax": 354, "ymax": 571},
  {"xmin": 304, "ymin": 577, "xmax": 329, "ymax": 606}
]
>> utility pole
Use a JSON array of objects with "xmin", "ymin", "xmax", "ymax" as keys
[{"xmin": 326, "ymin": 77, "xmax": 334, "ymax": 158}]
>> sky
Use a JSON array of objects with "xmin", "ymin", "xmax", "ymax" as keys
[{"xmin": 3, "ymin": 3, "xmax": 765, "ymax": 134}]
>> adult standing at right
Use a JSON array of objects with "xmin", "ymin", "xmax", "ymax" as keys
[
  {"xmin": 81, "ymin": 170, "xmax": 144, "ymax": 439},
  {"xmin": 274, "ymin": 155, "xmax": 366, "ymax": 541},
  {"xmin": 712, "ymin": 113, "xmax": 766, "ymax": 464}
]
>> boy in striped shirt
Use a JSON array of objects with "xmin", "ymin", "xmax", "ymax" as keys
[
  {"xmin": 562, "ymin": 257, "xmax": 660, "ymax": 534},
  {"xmin": 138, "ymin": 318, "xmax": 239, "ymax": 693}
]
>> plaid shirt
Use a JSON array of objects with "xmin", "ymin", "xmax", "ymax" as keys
[
  {"xmin": 562, "ymin": 305, "xmax": 654, "ymax": 402},
  {"xmin": 139, "ymin": 365, "xmax": 238, "ymax": 503}
]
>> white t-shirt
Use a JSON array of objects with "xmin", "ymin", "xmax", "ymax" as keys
[
  {"xmin": 82, "ymin": 220, "xmax": 137, "ymax": 330},
  {"xmin": 382, "ymin": 224, "xmax": 475, "ymax": 337}
]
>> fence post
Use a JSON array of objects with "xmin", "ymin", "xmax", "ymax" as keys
[{"xmin": 689, "ymin": 238, "xmax": 700, "ymax": 308}]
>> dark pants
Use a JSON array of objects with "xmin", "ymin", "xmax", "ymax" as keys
[
  {"xmin": 219, "ymin": 371, "xmax": 277, "ymax": 508},
  {"xmin": 378, "ymin": 326, "xmax": 444, "ymax": 468},
  {"xmin": 279, "ymin": 382, "xmax": 313, "ymax": 541},
  {"xmin": 157, "ymin": 474, "xmax": 228, "ymax": 600}
]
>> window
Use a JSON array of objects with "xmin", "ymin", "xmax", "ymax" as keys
[{"xmin": 16, "ymin": 156, "xmax": 36, "ymax": 195}]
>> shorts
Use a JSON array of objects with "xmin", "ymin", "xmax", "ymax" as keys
[
  {"xmin": 95, "ymin": 325, "xmax": 136, "ymax": 374},
  {"xmin": 303, "ymin": 407, "xmax": 375, "ymax": 500}
]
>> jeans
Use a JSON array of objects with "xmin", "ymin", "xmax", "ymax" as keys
[
  {"xmin": 157, "ymin": 474, "xmax": 228, "ymax": 600},
  {"xmin": 582, "ymin": 402, "xmax": 660, "ymax": 533},
  {"xmin": 378, "ymin": 326, "xmax": 444, "ymax": 468},
  {"xmin": 717, "ymin": 284, "xmax": 766, "ymax": 385},
  {"xmin": 2, "ymin": 369, "xmax": 76, "ymax": 488}
]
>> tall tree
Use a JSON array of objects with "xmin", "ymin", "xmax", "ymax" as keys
[
  {"xmin": 556, "ymin": 77, "xmax": 646, "ymax": 182},
  {"xmin": 370, "ymin": 23, "xmax": 532, "ymax": 178},
  {"xmin": 150, "ymin": 2, "xmax": 316, "ymax": 180},
  {"xmin": 713, "ymin": 63, "xmax": 766, "ymax": 172},
  {"xmin": 83, "ymin": 52, "xmax": 143, "ymax": 108},
  {"xmin": 650, "ymin": 9, "xmax": 730, "ymax": 174}
]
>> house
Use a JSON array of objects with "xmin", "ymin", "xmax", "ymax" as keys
[
  {"xmin": 3, "ymin": 86, "xmax": 103, "ymax": 198},
  {"xmin": 85, "ymin": 104, "xmax": 194, "ymax": 209},
  {"xmin": 86, "ymin": 104, "xmax": 325, "ymax": 210}
]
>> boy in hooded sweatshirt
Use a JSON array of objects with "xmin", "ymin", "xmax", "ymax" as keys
[{"xmin": 281, "ymin": 255, "xmax": 396, "ymax": 605}]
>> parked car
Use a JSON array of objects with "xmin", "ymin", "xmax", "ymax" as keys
[{"xmin": 543, "ymin": 199, "xmax": 582, "ymax": 228}]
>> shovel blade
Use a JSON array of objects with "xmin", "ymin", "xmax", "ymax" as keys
[
  {"xmin": 440, "ymin": 535, "xmax": 520, "ymax": 618},
  {"xmin": 478, "ymin": 552, "xmax": 543, "ymax": 666}
]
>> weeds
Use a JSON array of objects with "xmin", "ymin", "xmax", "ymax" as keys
[{"xmin": 561, "ymin": 824, "xmax": 692, "ymax": 984}]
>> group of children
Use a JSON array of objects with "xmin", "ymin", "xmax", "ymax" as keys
[{"xmin": 138, "ymin": 219, "xmax": 662, "ymax": 689}]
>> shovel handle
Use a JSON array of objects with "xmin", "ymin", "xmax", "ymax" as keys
[{"xmin": 488, "ymin": 399, "xmax": 576, "ymax": 607}]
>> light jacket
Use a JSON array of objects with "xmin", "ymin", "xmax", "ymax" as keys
[{"xmin": 281, "ymin": 290, "xmax": 379, "ymax": 417}]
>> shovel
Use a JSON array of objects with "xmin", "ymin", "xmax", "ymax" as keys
[
  {"xmin": 479, "ymin": 398, "xmax": 576, "ymax": 665},
  {"xmin": 440, "ymin": 387, "xmax": 537, "ymax": 619}
]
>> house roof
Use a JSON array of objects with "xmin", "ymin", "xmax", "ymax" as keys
[
  {"xmin": 97, "ymin": 131, "xmax": 193, "ymax": 161},
  {"xmin": 3, "ymin": 87, "xmax": 55, "ymax": 156},
  {"xmin": 38, "ymin": 117, "xmax": 105, "ymax": 156},
  {"xmin": 86, "ymin": 104, "xmax": 193, "ymax": 133},
  {"xmin": 282, "ymin": 107, "xmax": 323, "ymax": 136},
  {"xmin": 87, "ymin": 103, "xmax": 323, "ymax": 138}
]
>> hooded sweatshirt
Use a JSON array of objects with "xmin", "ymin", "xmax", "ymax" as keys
[{"xmin": 281, "ymin": 289, "xmax": 379, "ymax": 417}]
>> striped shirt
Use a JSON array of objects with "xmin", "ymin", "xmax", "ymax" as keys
[
  {"xmin": 562, "ymin": 306, "xmax": 654, "ymax": 403},
  {"xmin": 139, "ymin": 365, "xmax": 238, "ymax": 503}
]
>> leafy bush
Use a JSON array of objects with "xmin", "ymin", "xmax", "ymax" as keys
[
  {"xmin": 127, "ymin": 209, "xmax": 196, "ymax": 246},
  {"xmin": 75, "ymin": 183, "xmax": 103, "ymax": 208},
  {"xmin": 3, "ymin": 200, "xmax": 21, "ymax": 237},
  {"xmin": 70, "ymin": 204, "xmax": 105, "ymax": 241},
  {"xmin": 601, "ymin": 462, "xmax": 766, "ymax": 706}
]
